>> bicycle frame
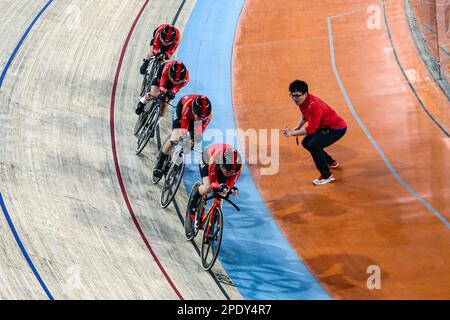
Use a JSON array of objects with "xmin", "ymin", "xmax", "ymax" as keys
[
  {"xmin": 198, "ymin": 198, "xmax": 222, "ymax": 232},
  {"xmin": 198, "ymin": 192, "xmax": 240, "ymax": 234},
  {"xmin": 193, "ymin": 191, "xmax": 239, "ymax": 270}
]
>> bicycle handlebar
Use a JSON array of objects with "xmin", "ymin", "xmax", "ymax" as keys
[
  {"xmin": 204, "ymin": 193, "xmax": 240, "ymax": 212},
  {"xmin": 148, "ymin": 94, "xmax": 177, "ymax": 108}
]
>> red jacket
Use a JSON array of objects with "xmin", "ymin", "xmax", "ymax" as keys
[
  {"xmin": 152, "ymin": 24, "xmax": 180, "ymax": 58},
  {"xmin": 180, "ymin": 95, "xmax": 212, "ymax": 136},
  {"xmin": 159, "ymin": 61, "xmax": 190, "ymax": 95},
  {"xmin": 206, "ymin": 144, "xmax": 242, "ymax": 189},
  {"xmin": 299, "ymin": 93, "xmax": 346, "ymax": 135}
]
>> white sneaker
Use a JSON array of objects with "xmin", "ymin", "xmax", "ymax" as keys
[{"xmin": 312, "ymin": 174, "xmax": 335, "ymax": 186}]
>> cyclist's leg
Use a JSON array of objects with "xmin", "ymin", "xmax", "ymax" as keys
[
  {"xmin": 193, "ymin": 177, "xmax": 210, "ymax": 218},
  {"xmin": 190, "ymin": 162, "xmax": 209, "ymax": 214},
  {"xmin": 154, "ymin": 128, "xmax": 181, "ymax": 176},
  {"xmin": 198, "ymin": 177, "xmax": 210, "ymax": 196},
  {"xmin": 165, "ymin": 129, "xmax": 183, "ymax": 152},
  {"xmin": 170, "ymin": 102, "xmax": 192, "ymax": 154},
  {"xmin": 188, "ymin": 120, "xmax": 196, "ymax": 151},
  {"xmin": 147, "ymin": 63, "xmax": 164, "ymax": 99},
  {"xmin": 145, "ymin": 84, "xmax": 159, "ymax": 107},
  {"xmin": 148, "ymin": 85, "xmax": 160, "ymax": 101},
  {"xmin": 140, "ymin": 51, "xmax": 154, "ymax": 75},
  {"xmin": 135, "ymin": 73, "xmax": 159, "ymax": 114},
  {"xmin": 154, "ymin": 103, "xmax": 181, "ymax": 176},
  {"xmin": 137, "ymin": 61, "xmax": 164, "ymax": 114},
  {"xmin": 166, "ymin": 100, "xmax": 183, "ymax": 154},
  {"xmin": 198, "ymin": 154, "xmax": 211, "ymax": 195},
  {"xmin": 135, "ymin": 86, "xmax": 156, "ymax": 115}
]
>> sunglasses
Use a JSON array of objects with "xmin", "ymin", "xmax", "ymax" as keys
[{"xmin": 290, "ymin": 92, "xmax": 306, "ymax": 99}]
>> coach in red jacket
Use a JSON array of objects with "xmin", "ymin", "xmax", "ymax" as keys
[{"xmin": 282, "ymin": 80, "xmax": 347, "ymax": 186}]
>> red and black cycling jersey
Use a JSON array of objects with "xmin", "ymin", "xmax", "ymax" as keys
[
  {"xmin": 151, "ymin": 24, "xmax": 180, "ymax": 59},
  {"xmin": 200, "ymin": 144, "xmax": 242, "ymax": 190},
  {"xmin": 173, "ymin": 95, "xmax": 212, "ymax": 137},
  {"xmin": 152, "ymin": 61, "xmax": 190, "ymax": 95},
  {"xmin": 298, "ymin": 93, "xmax": 347, "ymax": 135}
]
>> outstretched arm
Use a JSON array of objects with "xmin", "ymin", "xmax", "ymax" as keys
[
  {"xmin": 293, "ymin": 116, "xmax": 306, "ymax": 130},
  {"xmin": 282, "ymin": 126, "xmax": 307, "ymax": 137}
]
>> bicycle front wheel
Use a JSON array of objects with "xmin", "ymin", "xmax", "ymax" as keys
[
  {"xmin": 160, "ymin": 152, "xmax": 185, "ymax": 208},
  {"xmin": 200, "ymin": 206, "xmax": 223, "ymax": 271},
  {"xmin": 135, "ymin": 105, "xmax": 160, "ymax": 155}
]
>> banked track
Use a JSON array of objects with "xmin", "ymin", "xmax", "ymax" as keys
[{"xmin": 0, "ymin": 0, "xmax": 241, "ymax": 299}]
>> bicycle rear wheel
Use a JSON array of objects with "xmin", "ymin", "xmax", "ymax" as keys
[
  {"xmin": 201, "ymin": 206, "xmax": 223, "ymax": 271},
  {"xmin": 184, "ymin": 181, "xmax": 202, "ymax": 241},
  {"xmin": 160, "ymin": 152, "xmax": 185, "ymax": 208},
  {"xmin": 135, "ymin": 105, "xmax": 160, "ymax": 155}
]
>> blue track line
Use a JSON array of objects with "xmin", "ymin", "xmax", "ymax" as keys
[
  {"xmin": 0, "ymin": 193, "xmax": 54, "ymax": 299},
  {"xmin": 327, "ymin": 17, "xmax": 450, "ymax": 229},
  {"xmin": 0, "ymin": 0, "xmax": 54, "ymax": 89}
]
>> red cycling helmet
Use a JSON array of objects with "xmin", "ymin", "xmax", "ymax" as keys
[
  {"xmin": 192, "ymin": 96, "xmax": 212, "ymax": 118},
  {"xmin": 169, "ymin": 62, "xmax": 187, "ymax": 82},
  {"xmin": 221, "ymin": 147, "xmax": 242, "ymax": 174},
  {"xmin": 160, "ymin": 25, "xmax": 177, "ymax": 45}
]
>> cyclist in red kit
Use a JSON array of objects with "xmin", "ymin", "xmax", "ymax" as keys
[
  {"xmin": 140, "ymin": 24, "xmax": 181, "ymax": 75},
  {"xmin": 135, "ymin": 60, "xmax": 189, "ymax": 118},
  {"xmin": 282, "ymin": 80, "xmax": 347, "ymax": 186},
  {"xmin": 188, "ymin": 144, "xmax": 243, "ymax": 217},
  {"xmin": 153, "ymin": 95, "xmax": 213, "ymax": 179}
]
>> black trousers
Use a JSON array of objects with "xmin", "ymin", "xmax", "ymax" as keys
[{"xmin": 301, "ymin": 127, "xmax": 347, "ymax": 179}]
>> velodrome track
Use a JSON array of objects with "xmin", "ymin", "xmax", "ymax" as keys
[
  {"xmin": 0, "ymin": 0, "xmax": 449, "ymax": 300},
  {"xmin": 0, "ymin": 0, "xmax": 241, "ymax": 300}
]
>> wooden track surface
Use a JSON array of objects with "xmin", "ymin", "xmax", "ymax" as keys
[{"xmin": 233, "ymin": 0, "xmax": 449, "ymax": 299}]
